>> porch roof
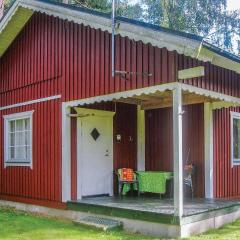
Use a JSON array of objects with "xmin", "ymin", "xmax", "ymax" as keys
[{"xmin": 65, "ymin": 82, "xmax": 240, "ymax": 110}]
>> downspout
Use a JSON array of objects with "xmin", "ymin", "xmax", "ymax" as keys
[{"xmin": 111, "ymin": 0, "xmax": 116, "ymax": 77}]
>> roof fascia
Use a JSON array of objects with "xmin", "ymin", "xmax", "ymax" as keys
[{"xmin": 0, "ymin": 1, "xmax": 33, "ymax": 57}]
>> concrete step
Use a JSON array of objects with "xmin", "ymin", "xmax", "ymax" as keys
[{"xmin": 75, "ymin": 216, "xmax": 123, "ymax": 231}]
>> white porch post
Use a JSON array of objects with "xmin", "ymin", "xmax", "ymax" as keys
[
  {"xmin": 204, "ymin": 102, "xmax": 214, "ymax": 198},
  {"xmin": 62, "ymin": 103, "xmax": 71, "ymax": 202},
  {"xmin": 137, "ymin": 105, "xmax": 145, "ymax": 171},
  {"xmin": 173, "ymin": 85, "xmax": 183, "ymax": 217}
]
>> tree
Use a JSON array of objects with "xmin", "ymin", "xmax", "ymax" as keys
[
  {"xmin": 141, "ymin": 0, "xmax": 240, "ymax": 55},
  {"xmin": 3, "ymin": 0, "xmax": 12, "ymax": 10},
  {"xmin": 73, "ymin": 0, "xmax": 111, "ymax": 12},
  {"xmin": 73, "ymin": 0, "xmax": 143, "ymax": 19},
  {"xmin": 72, "ymin": 0, "xmax": 240, "ymax": 55}
]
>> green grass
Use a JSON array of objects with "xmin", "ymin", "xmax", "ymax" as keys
[
  {"xmin": 0, "ymin": 207, "xmax": 157, "ymax": 240},
  {"xmin": 0, "ymin": 207, "xmax": 240, "ymax": 240},
  {"xmin": 185, "ymin": 219, "xmax": 240, "ymax": 240}
]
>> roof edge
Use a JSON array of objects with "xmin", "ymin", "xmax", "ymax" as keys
[{"xmin": 0, "ymin": 0, "xmax": 239, "ymax": 74}]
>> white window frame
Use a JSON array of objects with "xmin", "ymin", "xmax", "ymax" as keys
[
  {"xmin": 4, "ymin": 110, "xmax": 34, "ymax": 168},
  {"xmin": 231, "ymin": 111, "xmax": 240, "ymax": 167}
]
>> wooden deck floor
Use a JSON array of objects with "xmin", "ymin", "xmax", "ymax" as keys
[
  {"xmin": 67, "ymin": 196, "xmax": 240, "ymax": 225},
  {"xmin": 70, "ymin": 196, "xmax": 240, "ymax": 216}
]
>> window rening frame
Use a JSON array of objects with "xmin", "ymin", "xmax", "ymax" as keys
[
  {"xmin": 231, "ymin": 111, "xmax": 240, "ymax": 167},
  {"xmin": 4, "ymin": 111, "xmax": 34, "ymax": 168}
]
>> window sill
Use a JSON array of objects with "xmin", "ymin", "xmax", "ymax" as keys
[
  {"xmin": 232, "ymin": 160, "xmax": 240, "ymax": 167},
  {"xmin": 4, "ymin": 162, "xmax": 32, "ymax": 168}
]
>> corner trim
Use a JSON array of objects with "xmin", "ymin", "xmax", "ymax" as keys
[
  {"xmin": 230, "ymin": 111, "xmax": 240, "ymax": 167},
  {"xmin": 204, "ymin": 103, "xmax": 214, "ymax": 198}
]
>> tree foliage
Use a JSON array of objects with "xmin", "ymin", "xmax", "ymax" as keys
[
  {"xmin": 73, "ymin": 0, "xmax": 240, "ymax": 55},
  {"xmin": 141, "ymin": 0, "xmax": 240, "ymax": 55},
  {"xmin": 3, "ymin": 0, "xmax": 13, "ymax": 11},
  {"xmin": 73, "ymin": 0, "xmax": 142, "ymax": 19}
]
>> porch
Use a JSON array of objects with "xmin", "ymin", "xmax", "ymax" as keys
[
  {"xmin": 68, "ymin": 196, "xmax": 240, "ymax": 221},
  {"xmin": 62, "ymin": 81, "xmax": 240, "ymax": 237},
  {"xmin": 67, "ymin": 196, "xmax": 240, "ymax": 237}
]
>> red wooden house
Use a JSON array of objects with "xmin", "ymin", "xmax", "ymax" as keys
[{"xmin": 0, "ymin": 0, "xmax": 240, "ymax": 237}]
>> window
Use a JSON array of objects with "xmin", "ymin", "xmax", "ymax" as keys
[
  {"xmin": 231, "ymin": 112, "xmax": 240, "ymax": 166},
  {"xmin": 4, "ymin": 111, "xmax": 34, "ymax": 168}
]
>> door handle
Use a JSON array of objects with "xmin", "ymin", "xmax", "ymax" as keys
[{"xmin": 105, "ymin": 150, "xmax": 109, "ymax": 156}]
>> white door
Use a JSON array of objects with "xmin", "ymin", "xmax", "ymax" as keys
[{"xmin": 78, "ymin": 114, "xmax": 113, "ymax": 197}]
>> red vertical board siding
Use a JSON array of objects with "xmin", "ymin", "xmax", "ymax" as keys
[
  {"xmin": 114, "ymin": 103, "xmax": 137, "ymax": 194},
  {"xmin": 0, "ymin": 100, "xmax": 61, "ymax": 203},
  {"xmin": 0, "ymin": 14, "xmax": 62, "ymax": 204},
  {"xmin": 1, "ymin": 13, "xmax": 238, "ymax": 104},
  {"xmin": 145, "ymin": 104, "xmax": 205, "ymax": 197},
  {"xmin": 213, "ymin": 107, "xmax": 240, "ymax": 198},
  {"xmin": 145, "ymin": 107, "xmax": 173, "ymax": 172},
  {"xmin": 113, "ymin": 103, "xmax": 137, "ymax": 170}
]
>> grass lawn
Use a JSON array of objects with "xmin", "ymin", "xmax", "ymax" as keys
[{"xmin": 0, "ymin": 207, "xmax": 240, "ymax": 240}]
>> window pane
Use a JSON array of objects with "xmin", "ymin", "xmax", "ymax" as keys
[
  {"xmin": 233, "ymin": 118, "xmax": 240, "ymax": 159},
  {"xmin": 15, "ymin": 132, "xmax": 25, "ymax": 146},
  {"xmin": 9, "ymin": 121, "xmax": 15, "ymax": 132},
  {"xmin": 26, "ymin": 146, "xmax": 31, "ymax": 161},
  {"xmin": 16, "ymin": 119, "xmax": 25, "ymax": 131},
  {"xmin": 25, "ymin": 118, "xmax": 30, "ymax": 130},
  {"xmin": 8, "ymin": 147, "xmax": 14, "ymax": 160},
  {"xmin": 15, "ymin": 146, "xmax": 26, "ymax": 160},
  {"xmin": 8, "ymin": 133, "xmax": 15, "ymax": 147},
  {"xmin": 25, "ymin": 131, "xmax": 30, "ymax": 145}
]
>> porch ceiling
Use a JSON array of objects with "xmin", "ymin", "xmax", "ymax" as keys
[
  {"xmin": 66, "ymin": 82, "xmax": 240, "ymax": 110},
  {"xmin": 117, "ymin": 90, "xmax": 215, "ymax": 110}
]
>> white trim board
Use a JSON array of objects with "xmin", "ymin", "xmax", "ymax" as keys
[
  {"xmin": 62, "ymin": 103, "xmax": 71, "ymax": 202},
  {"xmin": 137, "ymin": 105, "xmax": 145, "ymax": 171},
  {"xmin": 0, "ymin": 95, "xmax": 61, "ymax": 111},
  {"xmin": 204, "ymin": 103, "xmax": 214, "ymax": 198},
  {"xmin": 230, "ymin": 111, "xmax": 240, "ymax": 167},
  {"xmin": 178, "ymin": 66, "xmax": 205, "ymax": 80},
  {"xmin": 64, "ymin": 82, "xmax": 240, "ymax": 109},
  {"xmin": 173, "ymin": 85, "xmax": 183, "ymax": 217}
]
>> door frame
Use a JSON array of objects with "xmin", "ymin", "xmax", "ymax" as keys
[{"xmin": 75, "ymin": 107, "xmax": 115, "ymax": 200}]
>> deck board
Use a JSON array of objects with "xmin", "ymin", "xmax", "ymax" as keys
[{"xmin": 67, "ymin": 196, "xmax": 240, "ymax": 225}]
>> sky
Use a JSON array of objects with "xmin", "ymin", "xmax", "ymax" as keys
[{"xmin": 227, "ymin": 0, "xmax": 239, "ymax": 10}]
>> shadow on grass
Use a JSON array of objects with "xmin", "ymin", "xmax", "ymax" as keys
[
  {"xmin": 184, "ymin": 219, "xmax": 240, "ymax": 240},
  {"xmin": 0, "ymin": 207, "xmax": 160, "ymax": 240},
  {"xmin": 1, "ymin": 207, "xmax": 240, "ymax": 240}
]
